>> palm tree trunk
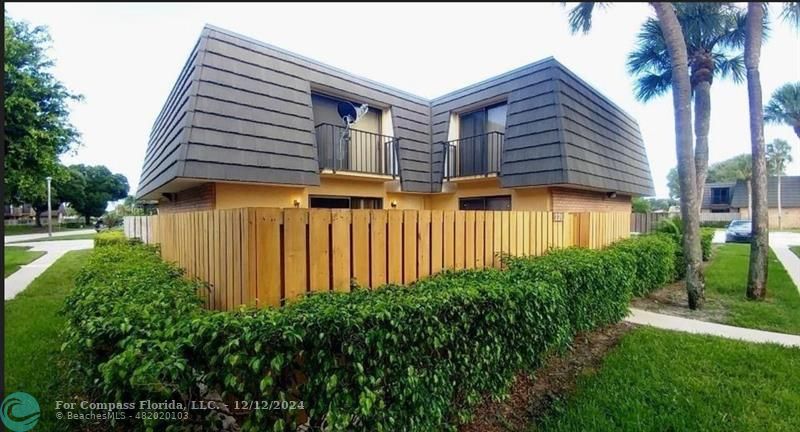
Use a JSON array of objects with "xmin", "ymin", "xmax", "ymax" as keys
[
  {"xmin": 745, "ymin": 2, "xmax": 768, "ymax": 299},
  {"xmin": 777, "ymin": 173, "xmax": 782, "ymax": 229},
  {"xmin": 653, "ymin": 2, "xmax": 704, "ymax": 310},
  {"xmin": 694, "ymin": 80, "xmax": 711, "ymax": 213}
]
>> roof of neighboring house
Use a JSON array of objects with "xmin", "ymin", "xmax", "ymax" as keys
[{"xmin": 729, "ymin": 176, "xmax": 800, "ymax": 208}]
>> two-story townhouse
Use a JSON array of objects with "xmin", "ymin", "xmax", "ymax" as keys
[{"xmin": 136, "ymin": 25, "xmax": 655, "ymax": 213}]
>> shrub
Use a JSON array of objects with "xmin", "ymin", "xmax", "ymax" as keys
[
  {"xmin": 62, "ymin": 243, "xmax": 206, "ymax": 429},
  {"xmin": 64, "ymin": 235, "xmax": 674, "ymax": 431},
  {"xmin": 609, "ymin": 234, "xmax": 679, "ymax": 296},
  {"xmin": 188, "ymin": 269, "xmax": 572, "ymax": 431},
  {"xmin": 504, "ymin": 247, "xmax": 635, "ymax": 332},
  {"xmin": 93, "ymin": 230, "xmax": 131, "ymax": 247}
]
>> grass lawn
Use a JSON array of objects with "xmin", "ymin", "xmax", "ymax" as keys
[
  {"xmin": 4, "ymin": 246, "xmax": 46, "ymax": 277},
  {"xmin": 7, "ymin": 232, "xmax": 97, "ymax": 244},
  {"xmin": 4, "ymin": 249, "xmax": 91, "ymax": 431},
  {"xmin": 704, "ymin": 244, "xmax": 800, "ymax": 335},
  {"xmin": 791, "ymin": 246, "xmax": 800, "ymax": 259},
  {"xmin": 4, "ymin": 225, "xmax": 87, "ymax": 236},
  {"xmin": 534, "ymin": 327, "xmax": 800, "ymax": 432}
]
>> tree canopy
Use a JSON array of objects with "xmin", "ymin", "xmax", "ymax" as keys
[
  {"xmin": 4, "ymin": 16, "xmax": 82, "ymax": 206},
  {"xmin": 59, "ymin": 165, "xmax": 129, "ymax": 224}
]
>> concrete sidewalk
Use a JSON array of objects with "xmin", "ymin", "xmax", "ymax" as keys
[
  {"xmin": 769, "ymin": 231, "xmax": 800, "ymax": 294},
  {"xmin": 4, "ymin": 228, "xmax": 96, "ymax": 244},
  {"xmin": 4, "ymin": 239, "xmax": 93, "ymax": 300},
  {"xmin": 625, "ymin": 308, "xmax": 800, "ymax": 348}
]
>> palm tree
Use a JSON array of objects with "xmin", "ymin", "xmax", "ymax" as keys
[
  {"xmin": 746, "ymin": 2, "xmax": 798, "ymax": 299},
  {"xmin": 627, "ymin": 3, "xmax": 746, "ymax": 209},
  {"xmin": 766, "ymin": 139, "xmax": 793, "ymax": 229},
  {"xmin": 566, "ymin": 2, "xmax": 704, "ymax": 309},
  {"xmin": 745, "ymin": 2, "xmax": 769, "ymax": 300},
  {"xmin": 764, "ymin": 82, "xmax": 800, "ymax": 138}
]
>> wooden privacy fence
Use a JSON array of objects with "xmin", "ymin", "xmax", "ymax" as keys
[
  {"xmin": 630, "ymin": 212, "xmax": 671, "ymax": 233},
  {"xmin": 125, "ymin": 209, "xmax": 630, "ymax": 310}
]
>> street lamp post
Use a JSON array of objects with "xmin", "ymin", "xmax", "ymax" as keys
[{"xmin": 46, "ymin": 176, "xmax": 53, "ymax": 237}]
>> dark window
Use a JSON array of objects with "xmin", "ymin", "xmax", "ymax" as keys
[
  {"xmin": 459, "ymin": 195, "xmax": 511, "ymax": 211},
  {"xmin": 711, "ymin": 187, "xmax": 730, "ymax": 205},
  {"xmin": 710, "ymin": 209, "xmax": 731, "ymax": 213},
  {"xmin": 309, "ymin": 196, "xmax": 383, "ymax": 209}
]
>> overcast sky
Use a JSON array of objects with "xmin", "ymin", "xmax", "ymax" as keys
[{"xmin": 6, "ymin": 2, "xmax": 800, "ymax": 198}]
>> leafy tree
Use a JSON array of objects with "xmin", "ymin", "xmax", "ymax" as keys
[
  {"xmin": 4, "ymin": 16, "xmax": 82, "ymax": 207},
  {"xmin": 627, "ymin": 3, "xmax": 746, "ymax": 207},
  {"xmin": 666, "ymin": 167, "xmax": 680, "ymax": 200},
  {"xmin": 767, "ymin": 139, "xmax": 793, "ymax": 228},
  {"xmin": 60, "ymin": 165, "xmax": 129, "ymax": 225},
  {"xmin": 632, "ymin": 197, "xmax": 652, "ymax": 213},
  {"xmin": 764, "ymin": 82, "xmax": 800, "ymax": 138},
  {"xmin": 566, "ymin": 2, "xmax": 705, "ymax": 309}
]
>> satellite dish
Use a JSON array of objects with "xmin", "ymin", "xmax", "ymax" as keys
[{"xmin": 337, "ymin": 101, "xmax": 369, "ymax": 125}]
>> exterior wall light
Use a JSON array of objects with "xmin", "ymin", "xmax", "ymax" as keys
[
  {"xmin": 390, "ymin": 200, "xmax": 398, "ymax": 208},
  {"xmin": 293, "ymin": 199, "xmax": 301, "ymax": 208}
]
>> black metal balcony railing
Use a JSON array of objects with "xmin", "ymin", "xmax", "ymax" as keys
[
  {"xmin": 315, "ymin": 123, "xmax": 399, "ymax": 177},
  {"xmin": 442, "ymin": 131, "xmax": 504, "ymax": 179}
]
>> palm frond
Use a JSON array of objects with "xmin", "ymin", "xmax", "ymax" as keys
[
  {"xmin": 764, "ymin": 82, "xmax": 800, "ymax": 125},
  {"xmin": 633, "ymin": 71, "xmax": 672, "ymax": 102},
  {"xmin": 713, "ymin": 53, "xmax": 745, "ymax": 84},
  {"xmin": 780, "ymin": 2, "xmax": 800, "ymax": 29},
  {"xmin": 564, "ymin": 2, "xmax": 608, "ymax": 34}
]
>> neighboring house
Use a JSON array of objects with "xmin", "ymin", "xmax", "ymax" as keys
[
  {"xmin": 38, "ymin": 203, "xmax": 69, "ymax": 224},
  {"xmin": 700, "ymin": 176, "xmax": 800, "ymax": 228},
  {"xmin": 136, "ymin": 25, "xmax": 654, "ymax": 214},
  {"xmin": 4, "ymin": 204, "xmax": 36, "ymax": 224}
]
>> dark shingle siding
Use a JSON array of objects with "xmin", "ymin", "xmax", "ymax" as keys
[
  {"xmin": 140, "ymin": 26, "xmax": 654, "ymax": 198},
  {"xmin": 730, "ymin": 177, "xmax": 800, "ymax": 208}
]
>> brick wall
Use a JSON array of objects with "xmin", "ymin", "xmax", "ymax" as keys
[
  {"xmin": 158, "ymin": 183, "xmax": 216, "ymax": 213},
  {"xmin": 551, "ymin": 187, "xmax": 632, "ymax": 213}
]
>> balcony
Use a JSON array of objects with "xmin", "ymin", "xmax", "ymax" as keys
[
  {"xmin": 443, "ymin": 131, "xmax": 504, "ymax": 180},
  {"xmin": 315, "ymin": 123, "xmax": 399, "ymax": 178}
]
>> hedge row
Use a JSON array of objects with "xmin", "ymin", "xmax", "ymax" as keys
[
  {"xmin": 63, "ymin": 233, "xmax": 680, "ymax": 431},
  {"xmin": 93, "ymin": 230, "xmax": 130, "ymax": 247}
]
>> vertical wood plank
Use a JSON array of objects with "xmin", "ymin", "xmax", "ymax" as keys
[
  {"xmin": 246, "ymin": 209, "xmax": 257, "ymax": 305},
  {"xmin": 454, "ymin": 210, "xmax": 465, "ymax": 269},
  {"xmin": 493, "ymin": 211, "xmax": 502, "ymax": 267},
  {"xmin": 283, "ymin": 208, "xmax": 308, "ymax": 302},
  {"xmin": 430, "ymin": 210, "xmax": 443, "ymax": 275},
  {"xmin": 465, "ymin": 211, "xmax": 475, "ymax": 269},
  {"xmin": 475, "ymin": 211, "xmax": 485, "ymax": 268},
  {"xmin": 352, "ymin": 210, "xmax": 370, "ymax": 287},
  {"xmin": 256, "ymin": 208, "xmax": 282, "ymax": 307},
  {"xmin": 370, "ymin": 210, "xmax": 387, "ymax": 288},
  {"xmin": 443, "ymin": 211, "xmax": 455, "ymax": 269},
  {"xmin": 417, "ymin": 210, "xmax": 431, "ymax": 280},
  {"xmin": 501, "ymin": 211, "xmax": 510, "ymax": 257},
  {"xmin": 484, "ymin": 211, "xmax": 494, "ymax": 267},
  {"xmin": 332, "ymin": 209, "xmax": 351, "ymax": 291},
  {"xmin": 309, "ymin": 209, "xmax": 331, "ymax": 292},
  {"xmin": 403, "ymin": 210, "xmax": 417, "ymax": 284},
  {"xmin": 232, "ymin": 210, "xmax": 242, "ymax": 308},
  {"xmin": 509, "ymin": 211, "xmax": 518, "ymax": 256},
  {"xmin": 387, "ymin": 210, "xmax": 403, "ymax": 284}
]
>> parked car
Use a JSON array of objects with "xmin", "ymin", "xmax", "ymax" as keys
[
  {"xmin": 725, "ymin": 220, "xmax": 752, "ymax": 243},
  {"xmin": 94, "ymin": 219, "xmax": 106, "ymax": 232}
]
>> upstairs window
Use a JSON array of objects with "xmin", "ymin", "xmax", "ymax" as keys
[{"xmin": 711, "ymin": 187, "xmax": 730, "ymax": 205}]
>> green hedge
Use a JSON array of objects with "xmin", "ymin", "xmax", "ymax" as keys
[
  {"xmin": 62, "ymin": 243, "xmax": 206, "ymax": 428},
  {"xmin": 64, "ymin": 233, "xmax": 679, "ymax": 431},
  {"xmin": 93, "ymin": 230, "xmax": 130, "ymax": 247}
]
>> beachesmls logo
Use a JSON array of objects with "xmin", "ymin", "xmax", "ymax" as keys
[{"xmin": 1, "ymin": 392, "xmax": 40, "ymax": 431}]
